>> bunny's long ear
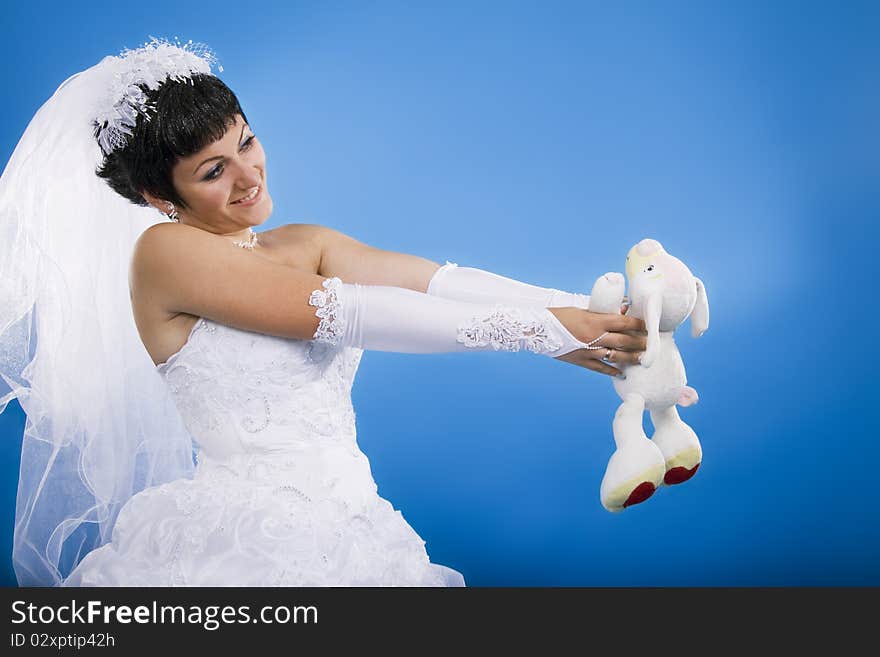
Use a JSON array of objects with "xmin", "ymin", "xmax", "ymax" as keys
[
  {"xmin": 640, "ymin": 290, "xmax": 663, "ymax": 368},
  {"xmin": 690, "ymin": 277, "xmax": 709, "ymax": 338}
]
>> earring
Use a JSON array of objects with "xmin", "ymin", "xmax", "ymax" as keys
[{"xmin": 166, "ymin": 203, "xmax": 179, "ymax": 223}]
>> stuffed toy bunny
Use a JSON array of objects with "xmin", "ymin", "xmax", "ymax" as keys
[{"xmin": 588, "ymin": 238, "xmax": 709, "ymax": 512}]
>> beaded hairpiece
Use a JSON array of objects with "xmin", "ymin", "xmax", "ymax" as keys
[{"xmin": 92, "ymin": 36, "xmax": 223, "ymax": 155}]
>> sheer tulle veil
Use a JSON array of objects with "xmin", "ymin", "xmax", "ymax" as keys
[{"xmin": 0, "ymin": 38, "xmax": 221, "ymax": 585}]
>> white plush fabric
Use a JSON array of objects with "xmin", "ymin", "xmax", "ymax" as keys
[{"xmin": 590, "ymin": 238, "xmax": 710, "ymax": 512}]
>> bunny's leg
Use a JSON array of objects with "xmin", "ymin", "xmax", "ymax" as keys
[
  {"xmin": 600, "ymin": 393, "xmax": 666, "ymax": 512},
  {"xmin": 649, "ymin": 405, "xmax": 702, "ymax": 485}
]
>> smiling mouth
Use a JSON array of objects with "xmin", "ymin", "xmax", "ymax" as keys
[{"xmin": 231, "ymin": 186, "xmax": 261, "ymax": 205}]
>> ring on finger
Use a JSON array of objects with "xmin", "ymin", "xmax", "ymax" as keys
[{"xmin": 603, "ymin": 348, "xmax": 614, "ymax": 362}]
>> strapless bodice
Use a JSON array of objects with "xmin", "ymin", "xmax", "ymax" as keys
[{"xmin": 156, "ymin": 317, "xmax": 376, "ymax": 509}]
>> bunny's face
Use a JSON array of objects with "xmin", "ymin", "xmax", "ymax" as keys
[
  {"xmin": 625, "ymin": 238, "xmax": 665, "ymax": 283},
  {"xmin": 625, "ymin": 239, "xmax": 697, "ymax": 331}
]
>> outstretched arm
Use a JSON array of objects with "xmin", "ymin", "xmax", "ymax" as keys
[
  {"xmin": 316, "ymin": 226, "xmax": 590, "ymax": 309},
  {"xmin": 317, "ymin": 226, "xmax": 442, "ymax": 293},
  {"xmin": 427, "ymin": 261, "xmax": 590, "ymax": 309},
  {"xmin": 307, "ymin": 277, "xmax": 644, "ymax": 377},
  {"xmin": 135, "ymin": 223, "xmax": 643, "ymax": 377}
]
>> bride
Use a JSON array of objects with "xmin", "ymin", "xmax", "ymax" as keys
[{"xmin": 0, "ymin": 38, "xmax": 646, "ymax": 587}]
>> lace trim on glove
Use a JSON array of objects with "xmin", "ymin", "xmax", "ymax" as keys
[
  {"xmin": 309, "ymin": 277, "xmax": 346, "ymax": 346},
  {"xmin": 456, "ymin": 305, "xmax": 563, "ymax": 354}
]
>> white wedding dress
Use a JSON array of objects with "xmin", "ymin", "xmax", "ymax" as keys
[{"xmin": 63, "ymin": 316, "xmax": 465, "ymax": 587}]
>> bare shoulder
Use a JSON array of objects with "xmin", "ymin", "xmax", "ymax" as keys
[
  {"xmin": 129, "ymin": 223, "xmax": 213, "ymax": 365},
  {"xmin": 262, "ymin": 222, "xmax": 325, "ymax": 272},
  {"xmin": 130, "ymin": 222, "xmax": 212, "ymax": 283},
  {"xmin": 132, "ymin": 221, "xmax": 323, "ymax": 276},
  {"xmin": 275, "ymin": 222, "xmax": 326, "ymax": 241},
  {"xmin": 132, "ymin": 220, "xmax": 203, "ymax": 254},
  {"xmin": 129, "ymin": 221, "xmax": 341, "ymax": 366}
]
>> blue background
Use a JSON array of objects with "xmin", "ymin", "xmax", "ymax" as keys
[{"xmin": 1, "ymin": 1, "xmax": 877, "ymax": 586}]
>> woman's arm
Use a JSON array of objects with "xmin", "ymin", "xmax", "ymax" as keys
[
  {"xmin": 310, "ymin": 277, "xmax": 644, "ymax": 377},
  {"xmin": 317, "ymin": 226, "xmax": 441, "ymax": 292},
  {"xmin": 317, "ymin": 227, "xmax": 591, "ymax": 307},
  {"xmin": 133, "ymin": 222, "xmax": 331, "ymax": 340},
  {"xmin": 134, "ymin": 223, "xmax": 643, "ymax": 377},
  {"xmin": 426, "ymin": 261, "xmax": 591, "ymax": 309}
]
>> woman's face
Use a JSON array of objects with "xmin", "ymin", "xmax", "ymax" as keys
[{"xmin": 147, "ymin": 113, "xmax": 272, "ymax": 233}]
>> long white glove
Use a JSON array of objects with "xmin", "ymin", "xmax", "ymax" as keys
[
  {"xmin": 426, "ymin": 261, "xmax": 591, "ymax": 310},
  {"xmin": 308, "ymin": 277, "xmax": 591, "ymax": 357}
]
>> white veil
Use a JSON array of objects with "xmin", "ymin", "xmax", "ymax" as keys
[{"xmin": 0, "ymin": 39, "xmax": 219, "ymax": 585}]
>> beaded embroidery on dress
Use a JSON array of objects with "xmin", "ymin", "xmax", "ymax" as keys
[{"xmin": 63, "ymin": 317, "xmax": 465, "ymax": 587}]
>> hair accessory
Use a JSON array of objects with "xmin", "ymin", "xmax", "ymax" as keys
[{"xmin": 92, "ymin": 36, "xmax": 223, "ymax": 155}]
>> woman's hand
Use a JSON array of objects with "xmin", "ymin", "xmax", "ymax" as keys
[{"xmin": 548, "ymin": 302, "xmax": 646, "ymax": 378}]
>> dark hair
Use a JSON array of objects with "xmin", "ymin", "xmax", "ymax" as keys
[{"xmin": 94, "ymin": 73, "xmax": 249, "ymax": 210}]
